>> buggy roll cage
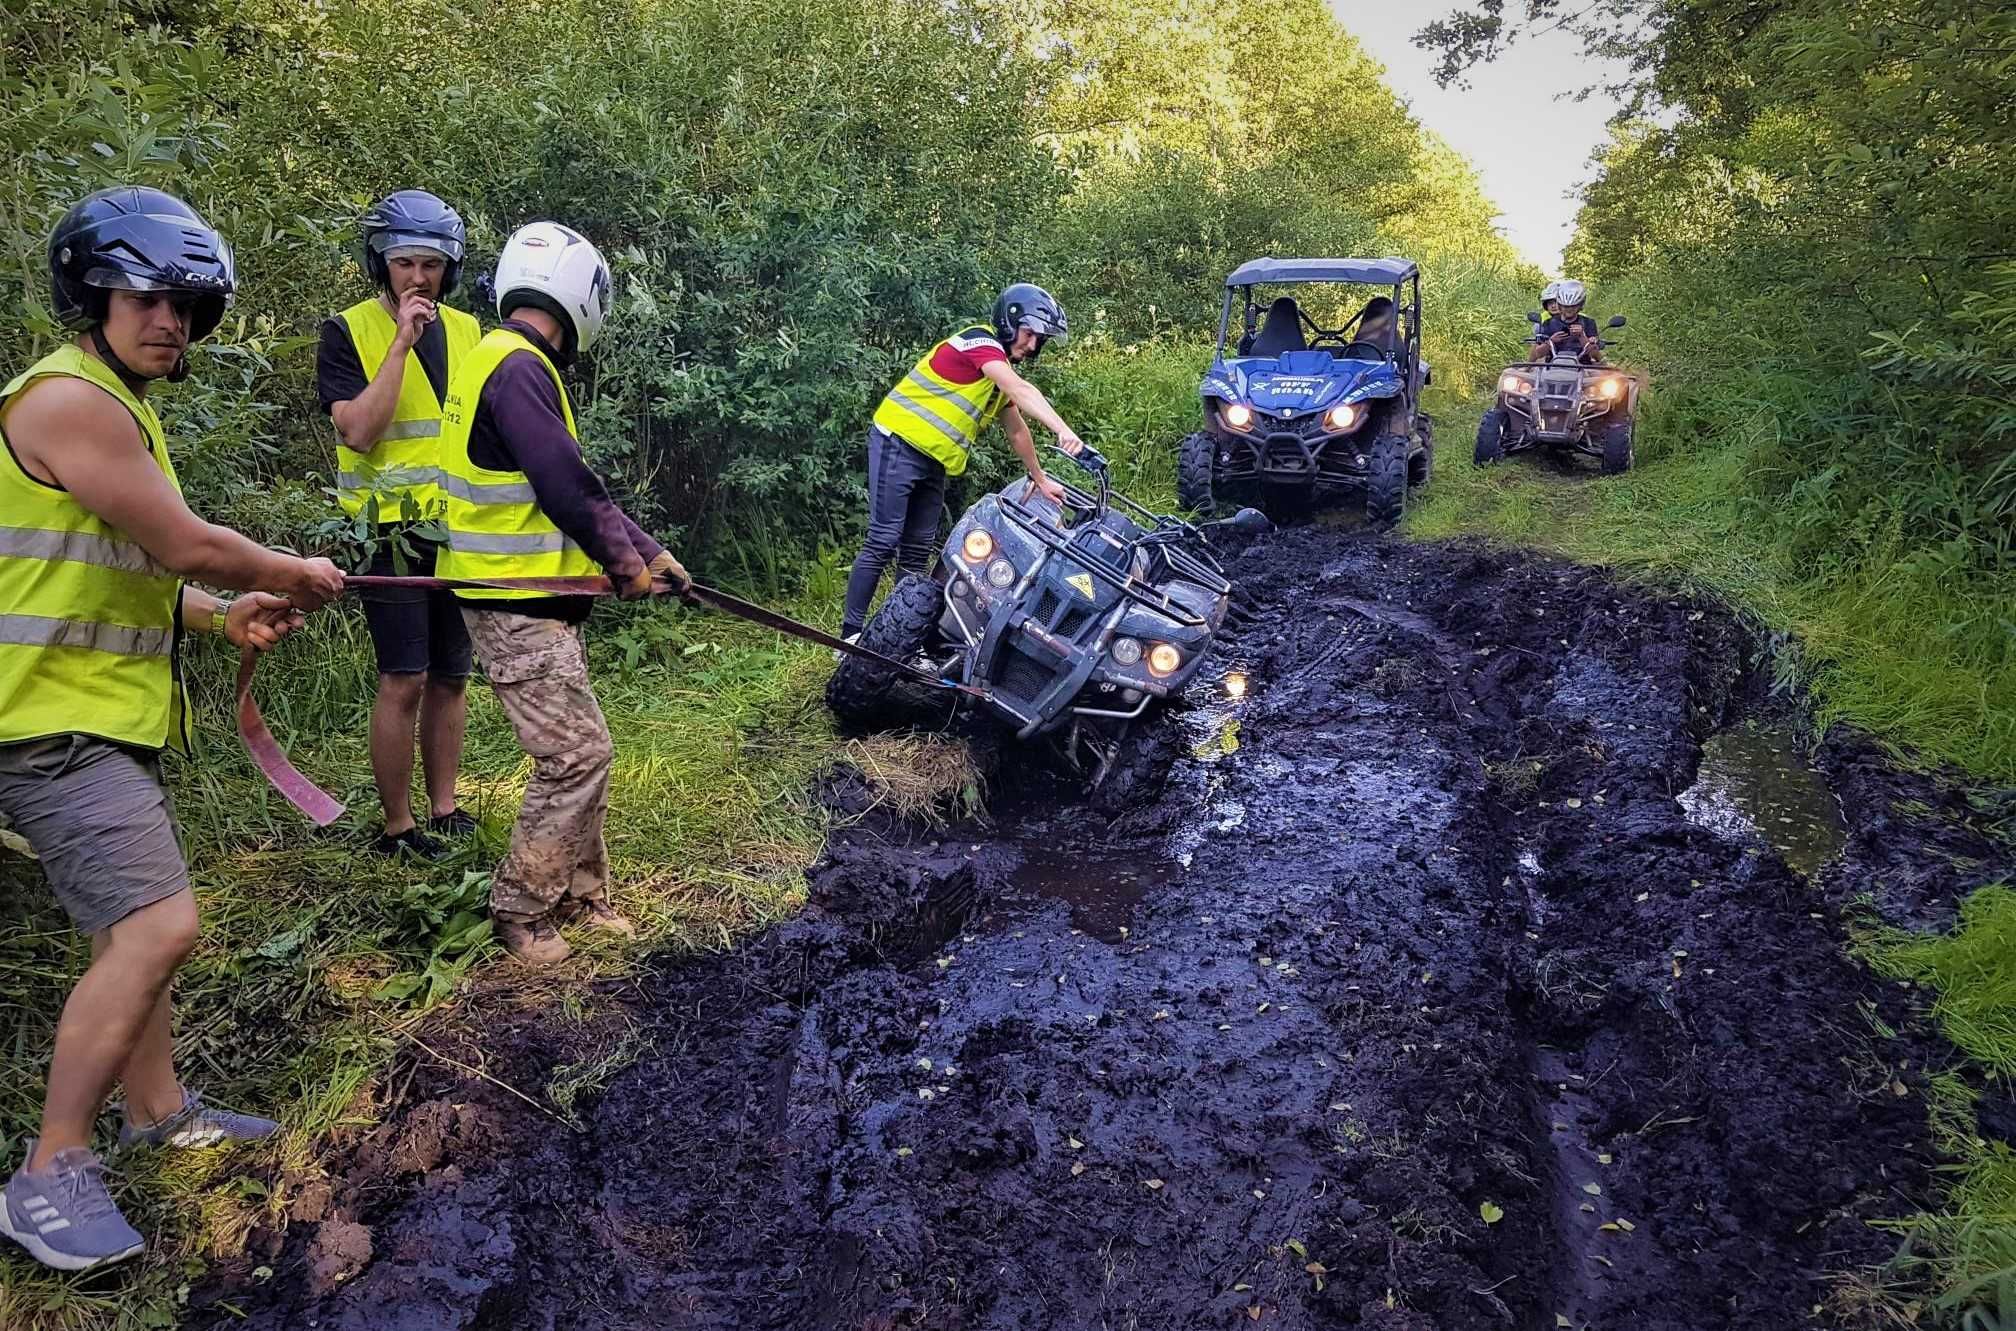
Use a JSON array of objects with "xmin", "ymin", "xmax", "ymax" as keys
[
  {"xmin": 1211, "ymin": 256, "xmax": 1424, "ymax": 391},
  {"xmin": 993, "ymin": 446, "xmax": 1232, "ymax": 631}
]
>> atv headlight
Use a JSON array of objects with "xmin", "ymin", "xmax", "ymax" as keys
[
  {"xmin": 1596, "ymin": 377, "xmax": 1623, "ymax": 399},
  {"xmin": 1324, "ymin": 403, "xmax": 1361, "ymax": 432},
  {"xmin": 1223, "ymin": 402, "xmax": 1254, "ymax": 431},
  {"xmin": 985, "ymin": 558, "xmax": 1017, "ymax": 589},
  {"xmin": 1500, "ymin": 374, "xmax": 1533, "ymax": 396},
  {"xmin": 1147, "ymin": 642, "xmax": 1182, "ymax": 678},
  {"xmin": 962, "ymin": 528, "xmax": 995, "ymax": 563},
  {"xmin": 1110, "ymin": 636, "xmax": 1143, "ymax": 666}
]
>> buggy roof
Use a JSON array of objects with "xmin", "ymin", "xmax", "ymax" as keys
[{"xmin": 1225, "ymin": 256, "xmax": 1420, "ymax": 287}]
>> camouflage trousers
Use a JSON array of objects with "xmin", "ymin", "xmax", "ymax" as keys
[{"xmin": 461, "ymin": 609, "xmax": 613, "ymax": 924}]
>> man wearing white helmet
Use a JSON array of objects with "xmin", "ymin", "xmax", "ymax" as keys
[
  {"xmin": 1531, "ymin": 279, "xmax": 1604, "ymax": 363},
  {"xmin": 435, "ymin": 221, "xmax": 688, "ymax": 964}
]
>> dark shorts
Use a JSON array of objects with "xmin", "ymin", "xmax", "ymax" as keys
[
  {"xmin": 0, "ymin": 735, "xmax": 189, "ymax": 935},
  {"xmin": 360, "ymin": 536, "xmax": 474, "ymax": 679}
]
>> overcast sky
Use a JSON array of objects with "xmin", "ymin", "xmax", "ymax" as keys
[{"xmin": 1332, "ymin": 3, "xmax": 1627, "ymax": 272}]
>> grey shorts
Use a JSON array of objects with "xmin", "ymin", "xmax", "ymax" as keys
[{"xmin": 0, "ymin": 735, "xmax": 190, "ymax": 935}]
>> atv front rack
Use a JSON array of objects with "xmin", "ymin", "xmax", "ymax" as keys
[{"xmin": 996, "ymin": 482, "xmax": 1230, "ymax": 631}]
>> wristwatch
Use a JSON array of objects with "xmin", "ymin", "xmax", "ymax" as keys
[{"xmin": 211, "ymin": 600, "xmax": 232, "ymax": 637}]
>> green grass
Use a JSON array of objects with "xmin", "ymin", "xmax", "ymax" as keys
[{"xmin": 0, "ymin": 584, "xmax": 978, "ymax": 1330}]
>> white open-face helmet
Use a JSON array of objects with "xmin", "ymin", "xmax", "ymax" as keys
[
  {"xmin": 495, "ymin": 221, "xmax": 612, "ymax": 355},
  {"xmin": 1540, "ymin": 281, "xmax": 1562, "ymax": 305},
  {"xmin": 1554, "ymin": 279, "xmax": 1587, "ymax": 309}
]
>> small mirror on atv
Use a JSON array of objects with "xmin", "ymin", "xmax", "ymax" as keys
[
  {"xmin": 1607, "ymin": 315, "xmax": 1627, "ymax": 329},
  {"xmin": 1526, "ymin": 311, "xmax": 1543, "ymax": 324},
  {"xmin": 1210, "ymin": 507, "xmax": 1272, "ymax": 534}
]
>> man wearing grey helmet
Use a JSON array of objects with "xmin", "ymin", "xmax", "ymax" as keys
[{"xmin": 840, "ymin": 283, "xmax": 1085, "ymax": 644}]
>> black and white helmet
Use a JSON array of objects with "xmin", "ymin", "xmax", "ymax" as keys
[
  {"xmin": 48, "ymin": 186, "xmax": 234, "ymax": 341},
  {"xmin": 360, "ymin": 189, "xmax": 466, "ymax": 294},
  {"xmin": 494, "ymin": 222, "xmax": 612, "ymax": 356},
  {"xmin": 993, "ymin": 283, "xmax": 1068, "ymax": 358}
]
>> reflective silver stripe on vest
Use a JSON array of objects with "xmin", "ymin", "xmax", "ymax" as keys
[
  {"xmin": 0, "ymin": 525, "xmax": 168, "ymax": 576},
  {"xmin": 436, "ymin": 474, "xmax": 539, "ymax": 505},
  {"xmin": 885, "ymin": 388, "xmax": 971, "ymax": 447},
  {"xmin": 897, "ymin": 371, "xmax": 986, "ymax": 424},
  {"xmin": 337, "ymin": 466, "xmax": 441, "ymax": 493},
  {"xmin": 377, "ymin": 419, "xmax": 442, "ymax": 443},
  {"xmin": 0, "ymin": 613, "xmax": 172, "ymax": 656},
  {"xmin": 446, "ymin": 530, "xmax": 583, "ymax": 555}
]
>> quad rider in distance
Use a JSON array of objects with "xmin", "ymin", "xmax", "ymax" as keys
[{"xmin": 1531, "ymin": 279, "xmax": 1604, "ymax": 363}]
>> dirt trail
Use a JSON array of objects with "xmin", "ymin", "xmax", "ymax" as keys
[{"xmin": 207, "ymin": 524, "xmax": 1989, "ymax": 1331}]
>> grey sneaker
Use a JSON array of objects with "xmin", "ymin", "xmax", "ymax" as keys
[
  {"xmin": 117, "ymin": 1090, "xmax": 278, "ymax": 1150},
  {"xmin": 1, "ymin": 1145, "xmax": 144, "ymax": 1271}
]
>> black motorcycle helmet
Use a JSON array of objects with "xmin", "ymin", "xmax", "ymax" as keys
[
  {"xmin": 48, "ymin": 186, "xmax": 235, "ymax": 342},
  {"xmin": 360, "ymin": 189, "xmax": 466, "ymax": 295},
  {"xmin": 993, "ymin": 282, "xmax": 1068, "ymax": 360}
]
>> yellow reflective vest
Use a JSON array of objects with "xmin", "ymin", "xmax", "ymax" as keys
[
  {"xmin": 333, "ymin": 299, "xmax": 481, "ymax": 521},
  {"xmin": 870, "ymin": 326, "xmax": 1008, "ymax": 476},
  {"xmin": 0, "ymin": 346, "xmax": 188, "ymax": 752},
  {"xmin": 436, "ymin": 328, "xmax": 602, "ymax": 600}
]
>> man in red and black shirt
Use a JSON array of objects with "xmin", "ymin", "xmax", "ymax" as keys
[{"xmin": 843, "ymin": 283, "xmax": 1084, "ymax": 641}]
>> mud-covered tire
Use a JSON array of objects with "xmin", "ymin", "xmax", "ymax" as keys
[
  {"xmin": 1601, "ymin": 419, "xmax": 1635, "ymax": 475},
  {"xmin": 1409, "ymin": 435, "xmax": 1434, "ymax": 491},
  {"xmin": 825, "ymin": 574, "xmax": 948, "ymax": 727},
  {"xmin": 1177, "ymin": 432, "xmax": 1217, "ymax": 515},
  {"xmin": 1366, "ymin": 433, "xmax": 1409, "ymax": 528},
  {"xmin": 1474, "ymin": 409, "xmax": 1506, "ymax": 465}
]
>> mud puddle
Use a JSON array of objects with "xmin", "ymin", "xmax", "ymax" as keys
[
  {"xmin": 206, "ymin": 527, "xmax": 1972, "ymax": 1331},
  {"xmin": 1679, "ymin": 722, "xmax": 1847, "ymax": 877}
]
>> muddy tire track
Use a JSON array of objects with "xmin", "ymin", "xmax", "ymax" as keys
[{"xmin": 205, "ymin": 526, "xmax": 1981, "ymax": 1331}]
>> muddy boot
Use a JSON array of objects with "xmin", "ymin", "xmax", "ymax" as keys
[
  {"xmin": 496, "ymin": 917, "xmax": 571, "ymax": 965},
  {"xmin": 578, "ymin": 900, "xmax": 636, "ymax": 937}
]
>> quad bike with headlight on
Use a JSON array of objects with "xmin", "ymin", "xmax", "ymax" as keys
[
  {"xmin": 1176, "ymin": 256, "xmax": 1434, "ymax": 527},
  {"xmin": 1475, "ymin": 313, "xmax": 1641, "ymax": 474},
  {"xmin": 827, "ymin": 445, "xmax": 1267, "ymax": 781}
]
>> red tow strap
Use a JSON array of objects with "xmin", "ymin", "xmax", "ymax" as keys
[{"xmin": 236, "ymin": 573, "xmax": 974, "ymax": 824}]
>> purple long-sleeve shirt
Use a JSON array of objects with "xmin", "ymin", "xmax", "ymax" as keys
[{"xmin": 461, "ymin": 321, "xmax": 663, "ymax": 618}]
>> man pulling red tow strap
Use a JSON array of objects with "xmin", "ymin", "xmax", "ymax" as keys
[{"xmin": 238, "ymin": 573, "xmax": 980, "ymax": 825}]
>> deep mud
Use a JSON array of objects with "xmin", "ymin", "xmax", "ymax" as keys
[{"xmin": 204, "ymin": 523, "xmax": 2012, "ymax": 1331}]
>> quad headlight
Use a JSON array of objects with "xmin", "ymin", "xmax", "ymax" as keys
[
  {"xmin": 1110, "ymin": 636, "xmax": 1144, "ymax": 666},
  {"xmin": 1596, "ymin": 376, "xmax": 1624, "ymax": 399},
  {"xmin": 985, "ymin": 558, "xmax": 1017, "ymax": 589},
  {"xmin": 962, "ymin": 528, "xmax": 995, "ymax": 563},
  {"xmin": 1223, "ymin": 402, "xmax": 1255, "ymax": 431},
  {"xmin": 1324, "ymin": 403, "xmax": 1361, "ymax": 432},
  {"xmin": 1500, "ymin": 374, "xmax": 1534, "ymax": 396},
  {"xmin": 1147, "ymin": 643, "xmax": 1183, "ymax": 678}
]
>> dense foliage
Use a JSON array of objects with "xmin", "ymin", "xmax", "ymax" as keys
[{"xmin": 1, "ymin": 0, "xmax": 1526, "ymax": 578}]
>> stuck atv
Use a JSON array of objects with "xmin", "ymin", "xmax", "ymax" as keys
[
  {"xmin": 1475, "ymin": 312, "xmax": 1640, "ymax": 474},
  {"xmin": 827, "ymin": 447, "xmax": 1263, "ymax": 779},
  {"xmin": 1177, "ymin": 256, "xmax": 1433, "ymax": 527}
]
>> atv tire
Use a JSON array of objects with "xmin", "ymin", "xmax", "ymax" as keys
[
  {"xmin": 825, "ymin": 573, "xmax": 950, "ymax": 729},
  {"xmin": 1474, "ymin": 409, "xmax": 1507, "ymax": 465},
  {"xmin": 1601, "ymin": 419, "xmax": 1635, "ymax": 475},
  {"xmin": 1366, "ymin": 433, "xmax": 1409, "ymax": 528},
  {"xmin": 1177, "ymin": 432, "xmax": 1217, "ymax": 515}
]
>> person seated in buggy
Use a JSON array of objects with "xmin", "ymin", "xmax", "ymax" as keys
[{"xmin": 1530, "ymin": 279, "xmax": 1604, "ymax": 363}]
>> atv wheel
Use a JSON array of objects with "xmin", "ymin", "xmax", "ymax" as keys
[
  {"xmin": 1601, "ymin": 419, "xmax": 1635, "ymax": 475},
  {"xmin": 825, "ymin": 574, "xmax": 951, "ymax": 728},
  {"xmin": 1177, "ymin": 432, "xmax": 1217, "ymax": 515},
  {"xmin": 1366, "ymin": 433, "xmax": 1409, "ymax": 528},
  {"xmin": 1474, "ymin": 409, "xmax": 1507, "ymax": 465},
  {"xmin": 1409, "ymin": 434, "xmax": 1434, "ymax": 490}
]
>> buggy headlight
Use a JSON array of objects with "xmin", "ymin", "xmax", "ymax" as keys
[
  {"xmin": 1110, "ymin": 636, "xmax": 1143, "ymax": 666},
  {"xmin": 1500, "ymin": 374, "xmax": 1533, "ymax": 395},
  {"xmin": 1223, "ymin": 402, "xmax": 1254, "ymax": 431},
  {"xmin": 1596, "ymin": 377, "xmax": 1623, "ymax": 399},
  {"xmin": 985, "ymin": 558, "xmax": 1017, "ymax": 589},
  {"xmin": 962, "ymin": 529, "xmax": 995, "ymax": 563},
  {"xmin": 1324, "ymin": 403, "xmax": 1360, "ymax": 432},
  {"xmin": 1147, "ymin": 643, "xmax": 1182, "ymax": 677}
]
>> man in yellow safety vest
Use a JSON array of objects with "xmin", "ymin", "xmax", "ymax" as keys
[
  {"xmin": 436, "ymin": 221, "xmax": 688, "ymax": 965},
  {"xmin": 317, "ymin": 189, "xmax": 481, "ymax": 856},
  {"xmin": 839, "ymin": 283, "xmax": 1085, "ymax": 643},
  {"xmin": 0, "ymin": 187, "xmax": 345, "ymax": 1272}
]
